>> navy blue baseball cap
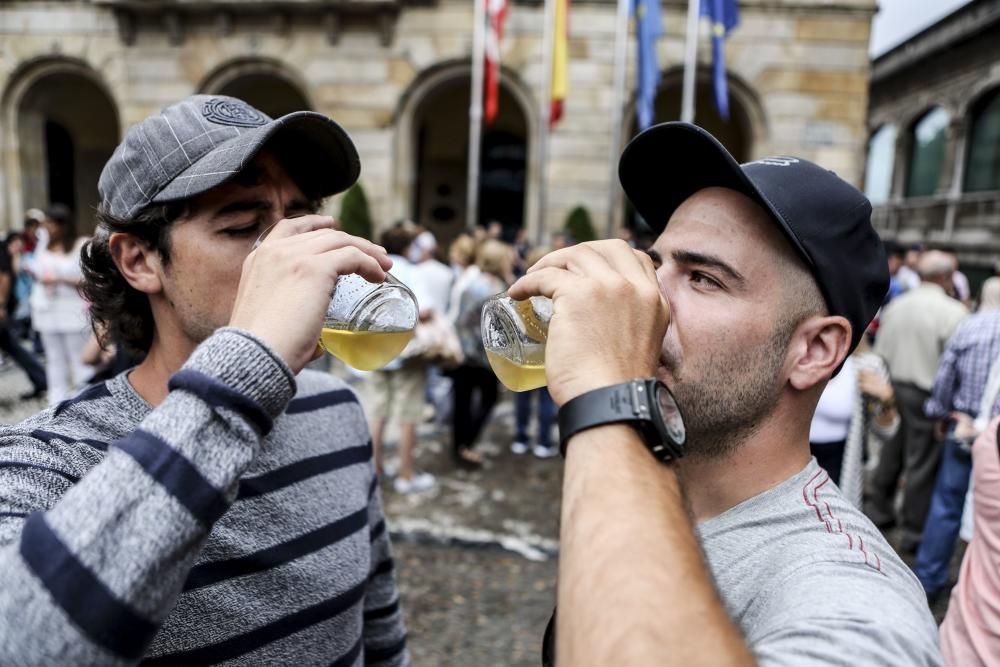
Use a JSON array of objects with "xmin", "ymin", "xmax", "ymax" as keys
[{"xmin": 619, "ymin": 121, "xmax": 888, "ymax": 354}]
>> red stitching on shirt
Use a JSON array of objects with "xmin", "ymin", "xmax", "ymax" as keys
[
  {"xmin": 802, "ymin": 469, "xmax": 831, "ymax": 531},
  {"xmin": 803, "ymin": 469, "xmax": 883, "ymax": 573},
  {"xmin": 858, "ymin": 536, "xmax": 871, "ymax": 568}
]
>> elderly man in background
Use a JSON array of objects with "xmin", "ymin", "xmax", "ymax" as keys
[{"xmin": 870, "ymin": 250, "xmax": 968, "ymax": 553}]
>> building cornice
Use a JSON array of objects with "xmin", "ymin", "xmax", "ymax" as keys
[
  {"xmin": 92, "ymin": 0, "xmax": 433, "ymax": 46},
  {"xmin": 872, "ymin": 0, "xmax": 1000, "ymax": 82}
]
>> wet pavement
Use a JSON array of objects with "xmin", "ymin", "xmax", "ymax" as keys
[{"xmin": 0, "ymin": 355, "xmax": 963, "ymax": 663}]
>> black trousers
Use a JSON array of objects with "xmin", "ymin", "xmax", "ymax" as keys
[
  {"xmin": 451, "ymin": 364, "xmax": 499, "ymax": 454},
  {"xmin": 810, "ymin": 439, "xmax": 846, "ymax": 486},
  {"xmin": 0, "ymin": 320, "xmax": 46, "ymax": 392},
  {"xmin": 866, "ymin": 382, "xmax": 940, "ymax": 549}
]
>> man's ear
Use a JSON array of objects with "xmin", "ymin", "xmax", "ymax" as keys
[
  {"xmin": 787, "ymin": 315, "xmax": 852, "ymax": 391},
  {"xmin": 108, "ymin": 232, "xmax": 164, "ymax": 295}
]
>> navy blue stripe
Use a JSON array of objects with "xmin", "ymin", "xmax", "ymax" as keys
[
  {"xmin": 20, "ymin": 513, "xmax": 157, "ymax": 660},
  {"xmin": 142, "ymin": 579, "xmax": 367, "ymax": 666},
  {"xmin": 330, "ymin": 635, "xmax": 364, "ymax": 667},
  {"xmin": 370, "ymin": 558, "xmax": 394, "ymax": 580},
  {"xmin": 368, "ymin": 474, "xmax": 379, "ymax": 499},
  {"xmin": 184, "ymin": 506, "xmax": 369, "ymax": 592},
  {"xmin": 286, "ymin": 389, "xmax": 358, "ymax": 414},
  {"xmin": 0, "ymin": 460, "xmax": 80, "ymax": 484},
  {"xmin": 114, "ymin": 429, "xmax": 229, "ymax": 526},
  {"xmin": 54, "ymin": 382, "xmax": 112, "ymax": 417},
  {"xmin": 365, "ymin": 634, "xmax": 407, "ymax": 665},
  {"xmin": 31, "ymin": 429, "xmax": 108, "ymax": 451},
  {"xmin": 370, "ymin": 520, "xmax": 386, "ymax": 543},
  {"xmin": 237, "ymin": 444, "xmax": 371, "ymax": 501},
  {"xmin": 0, "ymin": 511, "xmax": 27, "ymax": 519},
  {"xmin": 363, "ymin": 597, "xmax": 399, "ymax": 622},
  {"xmin": 168, "ymin": 369, "xmax": 273, "ymax": 435}
]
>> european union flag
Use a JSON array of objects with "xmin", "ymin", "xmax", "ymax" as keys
[
  {"xmin": 701, "ymin": 0, "xmax": 740, "ymax": 119},
  {"xmin": 633, "ymin": 0, "xmax": 662, "ymax": 131}
]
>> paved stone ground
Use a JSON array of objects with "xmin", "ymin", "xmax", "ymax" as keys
[{"xmin": 0, "ymin": 354, "xmax": 963, "ymax": 663}]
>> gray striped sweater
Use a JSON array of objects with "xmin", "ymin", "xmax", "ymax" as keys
[{"xmin": 0, "ymin": 328, "xmax": 409, "ymax": 666}]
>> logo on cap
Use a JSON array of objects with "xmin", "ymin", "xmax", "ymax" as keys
[
  {"xmin": 746, "ymin": 156, "xmax": 800, "ymax": 168},
  {"xmin": 202, "ymin": 98, "xmax": 268, "ymax": 128}
]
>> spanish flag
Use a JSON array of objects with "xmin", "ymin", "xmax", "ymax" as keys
[{"xmin": 549, "ymin": 0, "xmax": 569, "ymax": 127}]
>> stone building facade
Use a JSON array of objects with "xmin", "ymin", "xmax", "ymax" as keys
[
  {"xmin": 1, "ymin": 0, "xmax": 876, "ymax": 245},
  {"xmin": 865, "ymin": 0, "xmax": 1000, "ymax": 272}
]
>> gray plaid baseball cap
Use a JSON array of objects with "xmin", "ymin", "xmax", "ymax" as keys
[{"xmin": 98, "ymin": 95, "xmax": 360, "ymax": 220}]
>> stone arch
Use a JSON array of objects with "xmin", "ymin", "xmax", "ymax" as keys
[
  {"xmin": 962, "ymin": 83, "xmax": 1000, "ymax": 193},
  {"xmin": 392, "ymin": 59, "xmax": 541, "ymax": 245},
  {"xmin": 620, "ymin": 65, "xmax": 768, "ymax": 162},
  {"xmin": 199, "ymin": 57, "xmax": 313, "ymax": 117},
  {"xmin": 1, "ymin": 56, "xmax": 121, "ymax": 233},
  {"xmin": 615, "ymin": 66, "xmax": 767, "ymax": 232}
]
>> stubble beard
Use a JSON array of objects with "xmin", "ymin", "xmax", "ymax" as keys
[{"xmin": 659, "ymin": 325, "xmax": 791, "ymax": 461}]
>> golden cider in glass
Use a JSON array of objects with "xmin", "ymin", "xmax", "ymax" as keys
[
  {"xmin": 485, "ymin": 350, "xmax": 546, "ymax": 392},
  {"xmin": 319, "ymin": 327, "xmax": 415, "ymax": 371}
]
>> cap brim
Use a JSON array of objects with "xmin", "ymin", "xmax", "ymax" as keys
[
  {"xmin": 618, "ymin": 122, "xmax": 813, "ymax": 267},
  {"xmin": 152, "ymin": 111, "xmax": 360, "ymax": 204}
]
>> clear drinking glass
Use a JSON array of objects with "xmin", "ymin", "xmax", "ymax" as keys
[
  {"xmin": 481, "ymin": 293, "xmax": 552, "ymax": 392},
  {"xmin": 253, "ymin": 223, "xmax": 418, "ymax": 370}
]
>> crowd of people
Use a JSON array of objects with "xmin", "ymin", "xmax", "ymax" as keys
[
  {"xmin": 0, "ymin": 206, "xmax": 118, "ymax": 405},
  {"xmin": 0, "ymin": 94, "xmax": 997, "ymax": 665},
  {"xmin": 360, "ymin": 219, "xmax": 566, "ymax": 493}
]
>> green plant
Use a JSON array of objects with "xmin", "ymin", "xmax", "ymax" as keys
[
  {"xmin": 564, "ymin": 205, "xmax": 596, "ymax": 243},
  {"xmin": 339, "ymin": 183, "xmax": 373, "ymax": 240}
]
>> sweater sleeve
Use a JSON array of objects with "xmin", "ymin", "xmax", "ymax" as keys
[
  {"xmin": 0, "ymin": 328, "xmax": 295, "ymax": 664},
  {"xmin": 362, "ymin": 475, "xmax": 410, "ymax": 666}
]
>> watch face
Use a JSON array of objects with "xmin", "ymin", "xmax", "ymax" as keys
[{"xmin": 655, "ymin": 383, "xmax": 686, "ymax": 447}]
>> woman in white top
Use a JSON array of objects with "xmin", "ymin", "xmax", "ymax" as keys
[
  {"xmin": 809, "ymin": 338, "xmax": 900, "ymax": 507},
  {"xmin": 27, "ymin": 205, "xmax": 90, "ymax": 405}
]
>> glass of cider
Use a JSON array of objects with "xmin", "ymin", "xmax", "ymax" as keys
[
  {"xmin": 481, "ymin": 293, "xmax": 551, "ymax": 392},
  {"xmin": 319, "ymin": 273, "xmax": 418, "ymax": 370},
  {"xmin": 253, "ymin": 222, "xmax": 417, "ymax": 371}
]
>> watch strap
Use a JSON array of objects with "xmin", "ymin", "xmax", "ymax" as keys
[{"xmin": 558, "ymin": 380, "xmax": 653, "ymax": 456}]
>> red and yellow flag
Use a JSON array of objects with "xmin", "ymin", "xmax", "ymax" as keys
[
  {"xmin": 549, "ymin": 0, "xmax": 569, "ymax": 127},
  {"xmin": 484, "ymin": 0, "xmax": 509, "ymax": 125}
]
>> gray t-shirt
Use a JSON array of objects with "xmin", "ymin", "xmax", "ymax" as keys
[{"xmin": 697, "ymin": 459, "xmax": 942, "ymax": 666}]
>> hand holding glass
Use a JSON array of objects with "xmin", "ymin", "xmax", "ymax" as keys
[
  {"xmin": 254, "ymin": 223, "xmax": 417, "ymax": 370},
  {"xmin": 481, "ymin": 293, "xmax": 551, "ymax": 391}
]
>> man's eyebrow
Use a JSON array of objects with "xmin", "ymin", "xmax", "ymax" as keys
[
  {"xmin": 671, "ymin": 249, "xmax": 746, "ymax": 286},
  {"xmin": 214, "ymin": 199, "xmax": 272, "ymax": 218},
  {"xmin": 644, "ymin": 248, "xmax": 663, "ymax": 266}
]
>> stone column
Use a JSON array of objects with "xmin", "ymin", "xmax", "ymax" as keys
[{"xmin": 942, "ymin": 116, "xmax": 968, "ymax": 237}]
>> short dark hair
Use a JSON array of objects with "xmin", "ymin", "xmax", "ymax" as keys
[
  {"xmin": 380, "ymin": 225, "xmax": 413, "ymax": 256},
  {"xmin": 80, "ymin": 147, "xmax": 325, "ymax": 355}
]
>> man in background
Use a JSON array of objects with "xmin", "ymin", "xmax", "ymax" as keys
[{"xmin": 871, "ymin": 250, "xmax": 968, "ymax": 552}]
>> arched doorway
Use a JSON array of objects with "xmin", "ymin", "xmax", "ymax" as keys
[
  {"xmin": 622, "ymin": 69, "xmax": 761, "ymax": 233},
  {"xmin": 397, "ymin": 64, "xmax": 534, "ymax": 246},
  {"xmin": 15, "ymin": 70, "xmax": 119, "ymax": 235},
  {"xmin": 201, "ymin": 59, "xmax": 311, "ymax": 117}
]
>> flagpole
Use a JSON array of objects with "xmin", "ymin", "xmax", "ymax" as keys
[
  {"xmin": 605, "ymin": 0, "xmax": 631, "ymax": 239},
  {"xmin": 680, "ymin": 0, "xmax": 700, "ymax": 123},
  {"xmin": 535, "ymin": 0, "xmax": 557, "ymax": 247},
  {"xmin": 467, "ymin": 0, "xmax": 486, "ymax": 230}
]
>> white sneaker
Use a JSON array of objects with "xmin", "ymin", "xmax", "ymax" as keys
[
  {"xmin": 510, "ymin": 441, "xmax": 530, "ymax": 455},
  {"xmin": 532, "ymin": 444, "xmax": 559, "ymax": 459},
  {"xmin": 394, "ymin": 472, "xmax": 436, "ymax": 494}
]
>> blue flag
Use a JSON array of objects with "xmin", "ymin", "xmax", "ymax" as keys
[
  {"xmin": 633, "ymin": 0, "xmax": 662, "ymax": 131},
  {"xmin": 701, "ymin": 0, "xmax": 740, "ymax": 119}
]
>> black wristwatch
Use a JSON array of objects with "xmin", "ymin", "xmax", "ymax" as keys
[{"xmin": 557, "ymin": 378, "xmax": 686, "ymax": 463}]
